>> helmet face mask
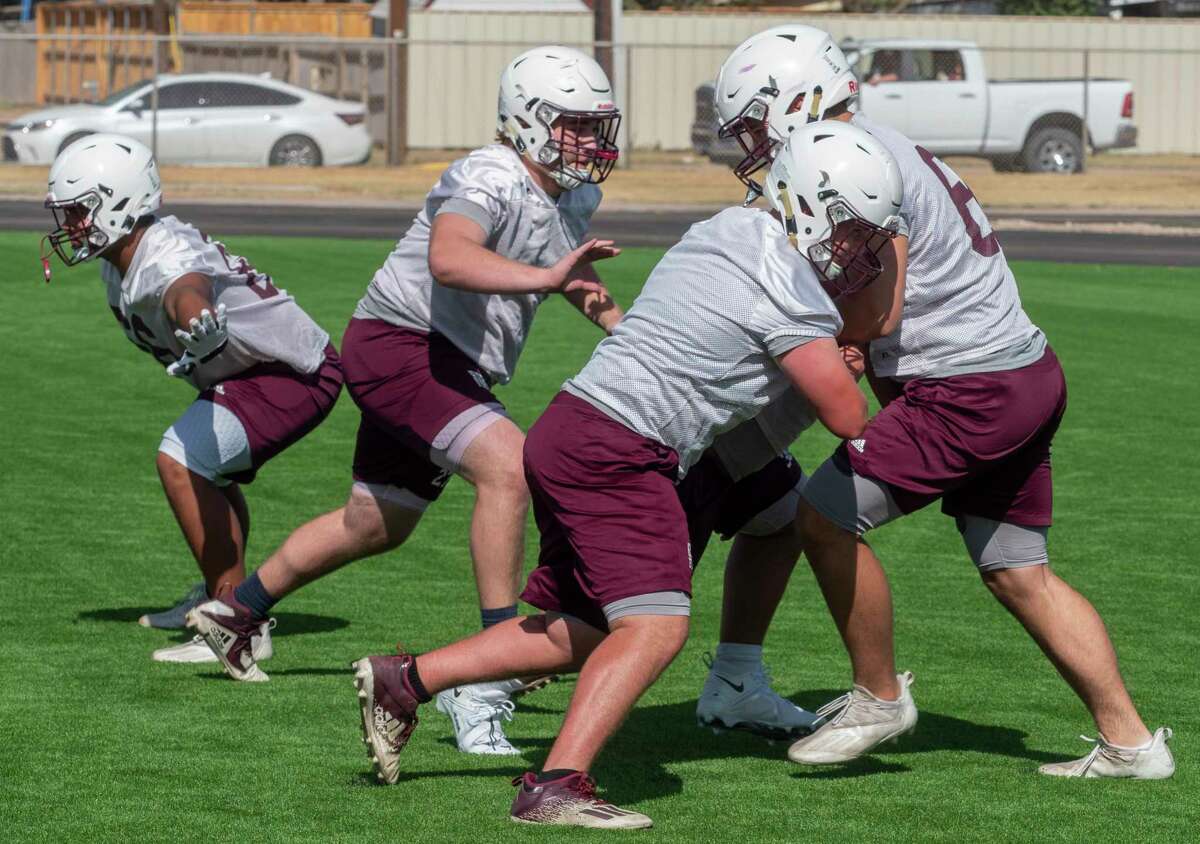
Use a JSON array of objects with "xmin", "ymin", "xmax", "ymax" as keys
[
  {"xmin": 718, "ymin": 96, "xmax": 776, "ymax": 199},
  {"xmin": 534, "ymin": 102, "xmax": 621, "ymax": 188},
  {"xmin": 804, "ymin": 199, "xmax": 896, "ymax": 299},
  {"xmin": 43, "ymin": 191, "xmax": 109, "ymax": 267}
]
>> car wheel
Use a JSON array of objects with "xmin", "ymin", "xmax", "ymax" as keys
[
  {"xmin": 269, "ymin": 134, "xmax": 322, "ymax": 167},
  {"xmin": 1021, "ymin": 128, "xmax": 1083, "ymax": 174},
  {"xmin": 57, "ymin": 131, "xmax": 94, "ymax": 155}
]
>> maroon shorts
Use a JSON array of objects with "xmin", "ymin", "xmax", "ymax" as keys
[
  {"xmin": 520, "ymin": 392, "xmax": 693, "ymax": 632},
  {"xmin": 677, "ymin": 449, "xmax": 803, "ymax": 565},
  {"xmin": 202, "ymin": 343, "xmax": 343, "ymax": 485},
  {"xmin": 847, "ymin": 346, "xmax": 1067, "ymax": 526},
  {"xmin": 341, "ymin": 318, "xmax": 504, "ymax": 503}
]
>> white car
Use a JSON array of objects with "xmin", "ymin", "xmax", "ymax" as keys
[{"xmin": 4, "ymin": 72, "xmax": 372, "ymax": 167}]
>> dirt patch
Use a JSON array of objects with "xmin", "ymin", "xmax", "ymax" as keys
[{"xmin": 4, "ymin": 149, "xmax": 1198, "ymax": 211}]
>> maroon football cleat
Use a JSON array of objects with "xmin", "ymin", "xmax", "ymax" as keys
[
  {"xmin": 510, "ymin": 771, "xmax": 652, "ymax": 829},
  {"xmin": 351, "ymin": 651, "xmax": 423, "ymax": 784},
  {"xmin": 185, "ymin": 598, "xmax": 274, "ymax": 681}
]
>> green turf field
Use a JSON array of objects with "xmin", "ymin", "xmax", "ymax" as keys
[{"xmin": 1, "ymin": 230, "xmax": 1196, "ymax": 841}]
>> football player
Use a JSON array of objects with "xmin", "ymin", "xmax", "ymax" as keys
[
  {"xmin": 349, "ymin": 123, "xmax": 904, "ymax": 827},
  {"xmin": 686, "ymin": 28, "xmax": 904, "ymax": 738},
  {"xmin": 716, "ymin": 24, "xmax": 1173, "ymax": 779},
  {"xmin": 41, "ymin": 133, "xmax": 343, "ymax": 664},
  {"xmin": 186, "ymin": 46, "xmax": 623, "ymax": 757}
]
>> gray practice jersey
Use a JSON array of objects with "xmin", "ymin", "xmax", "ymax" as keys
[
  {"xmin": 853, "ymin": 115, "xmax": 1046, "ymax": 380},
  {"xmin": 355, "ymin": 143, "xmax": 601, "ymax": 384},
  {"xmin": 566, "ymin": 206, "xmax": 841, "ymax": 476},
  {"xmin": 101, "ymin": 215, "xmax": 330, "ymax": 391}
]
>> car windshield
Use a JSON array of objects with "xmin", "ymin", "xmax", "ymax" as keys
[{"xmin": 98, "ymin": 79, "xmax": 151, "ymax": 106}]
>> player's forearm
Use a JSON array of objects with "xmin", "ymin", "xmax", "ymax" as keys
[
  {"xmin": 429, "ymin": 239, "xmax": 551, "ymax": 295},
  {"xmin": 565, "ymin": 271, "xmax": 623, "ymax": 333},
  {"xmin": 163, "ymin": 273, "xmax": 216, "ymax": 331}
]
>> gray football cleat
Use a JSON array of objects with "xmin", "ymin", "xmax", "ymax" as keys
[{"xmin": 139, "ymin": 582, "xmax": 207, "ymax": 629}]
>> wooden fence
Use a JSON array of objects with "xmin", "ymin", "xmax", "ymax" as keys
[
  {"xmin": 35, "ymin": 2, "xmax": 373, "ymax": 104},
  {"xmin": 36, "ymin": 2, "xmax": 161, "ymax": 105}
]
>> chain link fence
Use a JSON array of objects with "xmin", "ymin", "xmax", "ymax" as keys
[{"xmin": 1, "ymin": 31, "xmax": 1197, "ymax": 174}]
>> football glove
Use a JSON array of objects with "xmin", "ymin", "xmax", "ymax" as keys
[{"xmin": 166, "ymin": 304, "xmax": 228, "ymax": 378}]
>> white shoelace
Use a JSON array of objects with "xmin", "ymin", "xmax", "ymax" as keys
[{"xmin": 1067, "ymin": 733, "xmax": 1157, "ymax": 774}]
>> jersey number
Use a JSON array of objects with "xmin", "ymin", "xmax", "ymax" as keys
[
  {"xmin": 111, "ymin": 305, "xmax": 175, "ymax": 367},
  {"xmin": 916, "ymin": 146, "xmax": 1000, "ymax": 258},
  {"xmin": 207, "ymin": 234, "xmax": 280, "ymax": 300}
]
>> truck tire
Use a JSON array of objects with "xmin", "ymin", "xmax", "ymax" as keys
[{"xmin": 1021, "ymin": 127, "xmax": 1083, "ymax": 174}]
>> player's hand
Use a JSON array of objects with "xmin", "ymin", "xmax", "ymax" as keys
[
  {"xmin": 840, "ymin": 342, "xmax": 867, "ymax": 381},
  {"xmin": 543, "ymin": 238, "xmax": 620, "ymax": 294},
  {"xmin": 166, "ymin": 304, "xmax": 228, "ymax": 378}
]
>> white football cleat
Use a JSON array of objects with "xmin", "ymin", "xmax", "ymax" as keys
[
  {"xmin": 184, "ymin": 599, "xmax": 275, "ymax": 682},
  {"xmin": 787, "ymin": 671, "xmax": 918, "ymax": 765},
  {"xmin": 436, "ymin": 681, "xmax": 523, "ymax": 756},
  {"xmin": 1038, "ymin": 727, "xmax": 1175, "ymax": 779},
  {"xmin": 152, "ymin": 632, "xmax": 274, "ymax": 664},
  {"xmin": 697, "ymin": 658, "xmax": 822, "ymax": 740}
]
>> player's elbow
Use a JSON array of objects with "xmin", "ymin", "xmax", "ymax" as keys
[
  {"xmin": 819, "ymin": 396, "xmax": 868, "ymax": 441},
  {"xmin": 427, "ymin": 244, "xmax": 458, "ymax": 287}
]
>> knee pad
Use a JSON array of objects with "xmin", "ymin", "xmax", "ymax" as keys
[{"xmin": 956, "ymin": 514, "xmax": 1049, "ymax": 572}]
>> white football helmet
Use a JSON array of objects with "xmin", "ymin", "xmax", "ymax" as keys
[
  {"xmin": 43, "ymin": 133, "xmax": 161, "ymax": 272},
  {"xmin": 765, "ymin": 121, "xmax": 903, "ymax": 300},
  {"xmin": 497, "ymin": 45, "xmax": 620, "ymax": 190},
  {"xmin": 714, "ymin": 25, "xmax": 858, "ymax": 200}
]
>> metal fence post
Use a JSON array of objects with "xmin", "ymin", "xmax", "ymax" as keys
[
  {"xmin": 1081, "ymin": 48, "xmax": 1090, "ymax": 173},
  {"xmin": 151, "ymin": 41, "xmax": 159, "ymax": 161}
]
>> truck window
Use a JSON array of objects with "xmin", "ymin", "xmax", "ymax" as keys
[
  {"xmin": 909, "ymin": 50, "xmax": 966, "ymax": 82},
  {"xmin": 865, "ymin": 50, "xmax": 901, "ymax": 86}
]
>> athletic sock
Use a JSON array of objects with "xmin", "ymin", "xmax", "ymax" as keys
[
  {"xmin": 535, "ymin": 768, "xmax": 579, "ymax": 783},
  {"xmin": 406, "ymin": 658, "xmax": 433, "ymax": 703},
  {"xmin": 481, "ymin": 603, "xmax": 518, "ymax": 629},
  {"xmin": 232, "ymin": 572, "xmax": 277, "ymax": 621},
  {"xmin": 713, "ymin": 642, "xmax": 764, "ymax": 674}
]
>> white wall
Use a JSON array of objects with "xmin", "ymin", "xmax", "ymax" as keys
[{"xmin": 406, "ymin": 11, "xmax": 1200, "ymax": 154}]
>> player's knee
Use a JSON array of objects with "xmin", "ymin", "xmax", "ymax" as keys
[
  {"xmin": 608, "ymin": 606, "xmax": 690, "ymax": 657},
  {"xmin": 486, "ymin": 456, "xmax": 530, "ymax": 501},
  {"xmin": 981, "ymin": 566, "xmax": 1053, "ymax": 610},
  {"xmin": 344, "ymin": 488, "xmax": 421, "ymax": 553}
]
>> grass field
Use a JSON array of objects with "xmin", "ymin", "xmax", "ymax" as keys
[{"xmin": 1, "ymin": 230, "xmax": 1197, "ymax": 841}]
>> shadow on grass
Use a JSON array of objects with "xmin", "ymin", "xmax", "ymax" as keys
[
  {"xmin": 414, "ymin": 691, "xmax": 1060, "ymax": 803},
  {"xmin": 194, "ymin": 667, "xmax": 352, "ymax": 680},
  {"xmin": 77, "ymin": 607, "xmax": 350, "ymax": 637}
]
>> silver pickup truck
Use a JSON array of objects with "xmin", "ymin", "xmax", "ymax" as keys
[{"xmin": 692, "ymin": 38, "xmax": 1137, "ymax": 174}]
